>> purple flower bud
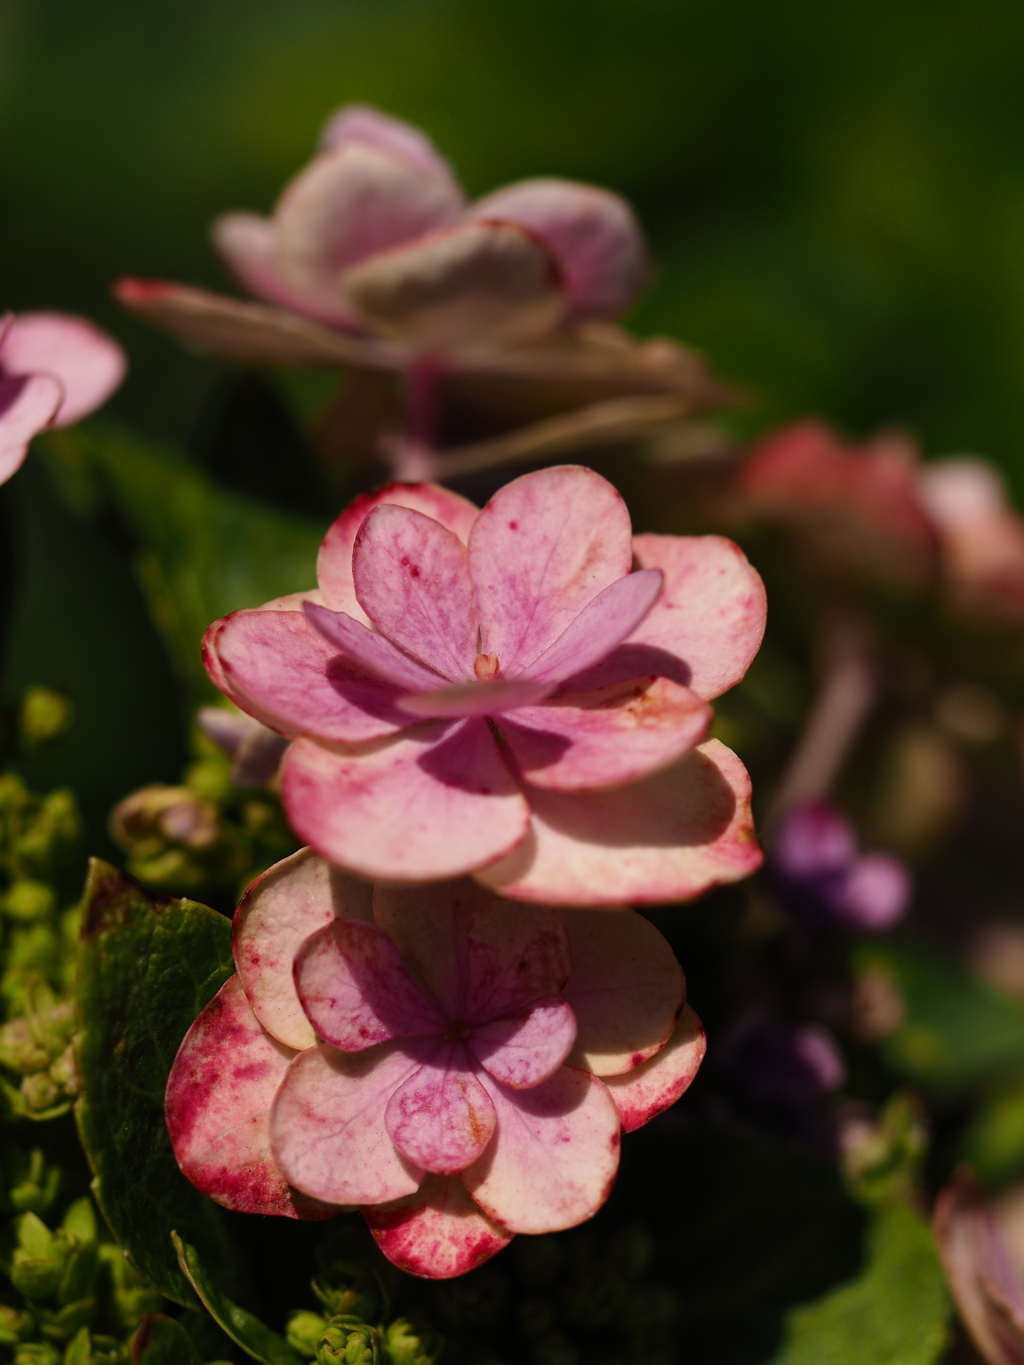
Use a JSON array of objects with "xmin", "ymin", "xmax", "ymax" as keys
[
  {"xmin": 836, "ymin": 852, "xmax": 910, "ymax": 930},
  {"xmin": 773, "ymin": 801, "xmax": 856, "ymax": 879},
  {"xmin": 727, "ymin": 1020, "xmax": 845, "ymax": 1103}
]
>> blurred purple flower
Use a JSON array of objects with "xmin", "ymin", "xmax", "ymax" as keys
[{"xmin": 726, "ymin": 1019, "xmax": 846, "ymax": 1104}]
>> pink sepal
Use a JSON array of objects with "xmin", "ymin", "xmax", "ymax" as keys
[
  {"xmin": 363, "ymin": 1174, "xmax": 512, "ymax": 1280},
  {"xmin": 603, "ymin": 1005, "xmax": 706, "ymax": 1131}
]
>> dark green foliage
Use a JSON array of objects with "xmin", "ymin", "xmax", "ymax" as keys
[{"xmin": 130, "ymin": 1314, "xmax": 203, "ymax": 1365}]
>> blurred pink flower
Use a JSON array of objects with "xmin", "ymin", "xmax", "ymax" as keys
[
  {"xmin": 202, "ymin": 464, "xmax": 766, "ymax": 904},
  {"xmin": 165, "ymin": 851, "xmax": 706, "ymax": 1278},
  {"xmin": 0, "ymin": 312, "xmax": 126, "ymax": 486}
]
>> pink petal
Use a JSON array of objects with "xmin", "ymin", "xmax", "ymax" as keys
[
  {"xmin": 397, "ymin": 677, "xmax": 554, "ymax": 719},
  {"xmin": 0, "ymin": 312, "xmax": 126, "ymax": 427},
  {"xmin": 373, "ymin": 880, "xmax": 497, "ymax": 1016},
  {"xmin": 294, "ymin": 918, "xmax": 444, "ymax": 1050},
  {"xmin": 465, "ymin": 1066, "xmax": 621, "ymax": 1234},
  {"xmin": 603, "ymin": 1005, "xmax": 706, "ymax": 1131},
  {"xmin": 165, "ymin": 977, "xmax": 335, "ymax": 1219},
  {"xmin": 234, "ymin": 847, "xmax": 372, "ymax": 1050},
  {"xmin": 271, "ymin": 1041, "xmax": 425, "ymax": 1206},
  {"xmin": 352, "ymin": 504, "xmax": 478, "ymax": 678},
  {"xmin": 501, "ymin": 676, "xmax": 710, "ymax": 792},
  {"xmin": 363, "ymin": 1173, "xmax": 512, "ymax": 1279},
  {"xmin": 470, "ymin": 998, "xmax": 577, "ymax": 1088},
  {"xmin": 464, "ymin": 901, "xmax": 572, "ymax": 1023},
  {"xmin": 0, "ymin": 374, "xmax": 62, "ymax": 485},
  {"xmin": 273, "ymin": 144, "xmax": 465, "ymax": 300},
  {"xmin": 342, "ymin": 221, "xmax": 564, "ymax": 347},
  {"xmin": 521, "ymin": 569, "xmax": 662, "ymax": 684},
  {"xmin": 208, "ymin": 608, "xmax": 412, "ymax": 741},
  {"xmin": 281, "ymin": 722, "xmax": 530, "ymax": 881},
  {"xmin": 567, "ymin": 535, "xmax": 766, "ymax": 701},
  {"xmin": 317, "ymin": 483, "xmax": 479, "ymax": 617},
  {"xmin": 560, "ymin": 908, "xmax": 685, "ymax": 1075},
  {"xmin": 468, "ymin": 466, "xmax": 634, "ymax": 673},
  {"xmin": 478, "ymin": 738, "xmax": 762, "ymax": 906},
  {"xmin": 385, "ymin": 1045, "xmax": 497, "ymax": 1173},
  {"xmin": 471, "ymin": 178, "xmax": 647, "ymax": 320},
  {"xmin": 212, "ymin": 213, "xmax": 359, "ymax": 329},
  {"xmin": 303, "ymin": 602, "xmax": 443, "ymax": 690},
  {"xmin": 319, "ymin": 105, "xmax": 457, "ymax": 184}
]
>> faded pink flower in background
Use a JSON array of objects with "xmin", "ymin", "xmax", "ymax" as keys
[
  {"xmin": 0, "ymin": 312, "xmax": 126, "ymax": 485},
  {"xmin": 202, "ymin": 464, "xmax": 766, "ymax": 904},
  {"xmin": 165, "ymin": 851, "xmax": 705, "ymax": 1278}
]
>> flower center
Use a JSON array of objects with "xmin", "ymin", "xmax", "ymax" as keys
[
  {"xmin": 444, "ymin": 1018, "xmax": 471, "ymax": 1040},
  {"xmin": 474, "ymin": 651, "xmax": 500, "ymax": 680}
]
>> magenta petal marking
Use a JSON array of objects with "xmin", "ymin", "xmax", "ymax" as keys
[
  {"xmin": 352, "ymin": 504, "xmax": 478, "ymax": 679},
  {"xmin": 363, "ymin": 1173, "xmax": 512, "ymax": 1280},
  {"xmin": 603, "ymin": 1005, "xmax": 706, "ymax": 1131},
  {"xmin": 468, "ymin": 466, "xmax": 634, "ymax": 672},
  {"xmin": 470, "ymin": 997, "xmax": 577, "ymax": 1089},
  {"xmin": 165, "ymin": 978, "xmax": 334, "ymax": 1220},
  {"xmin": 465, "ymin": 1066, "xmax": 621, "ymax": 1234},
  {"xmin": 384, "ymin": 1044, "xmax": 497, "ymax": 1174},
  {"xmin": 303, "ymin": 602, "xmax": 443, "ymax": 690},
  {"xmin": 0, "ymin": 373, "xmax": 62, "ymax": 485},
  {"xmin": 271, "ymin": 1041, "xmax": 425, "ymax": 1206},
  {"xmin": 463, "ymin": 902, "xmax": 571, "ymax": 1023},
  {"xmin": 294, "ymin": 919, "xmax": 446, "ymax": 1050},
  {"xmin": 397, "ymin": 677, "xmax": 552, "ymax": 718},
  {"xmin": 520, "ymin": 569, "xmax": 663, "ymax": 682}
]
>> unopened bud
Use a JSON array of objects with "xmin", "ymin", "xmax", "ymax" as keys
[
  {"xmin": 19, "ymin": 689, "xmax": 73, "ymax": 751},
  {"xmin": 0, "ymin": 1306, "xmax": 34, "ymax": 1345},
  {"xmin": 316, "ymin": 1318, "xmax": 382, "ymax": 1365},
  {"xmin": 313, "ymin": 1263, "xmax": 383, "ymax": 1321},
  {"xmin": 286, "ymin": 1311, "xmax": 327, "ymax": 1357},
  {"xmin": 382, "ymin": 1317, "xmax": 439, "ymax": 1365},
  {"xmin": 4, "ymin": 882, "xmax": 56, "ymax": 923}
]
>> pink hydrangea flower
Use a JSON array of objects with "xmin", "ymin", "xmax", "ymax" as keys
[
  {"xmin": 202, "ymin": 464, "xmax": 766, "ymax": 904},
  {"xmin": 165, "ymin": 850, "xmax": 706, "ymax": 1278},
  {"xmin": 0, "ymin": 311, "xmax": 126, "ymax": 486}
]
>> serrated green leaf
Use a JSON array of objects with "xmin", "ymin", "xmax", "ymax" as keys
[
  {"xmin": 130, "ymin": 1314, "xmax": 203, "ymax": 1365},
  {"xmin": 74, "ymin": 859, "xmax": 235, "ymax": 1307},
  {"xmin": 172, "ymin": 1234, "xmax": 301, "ymax": 1365},
  {"xmin": 770, "ymin": 1202, "xmax": 950, "ymax": 1365}
]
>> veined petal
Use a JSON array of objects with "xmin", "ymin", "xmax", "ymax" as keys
[
  {"xmin": 352, "ymin": 504, "xmax": 478, "ymax": 678},
  {"xmin": 384, "ymin": 1045, "xmax": 497, "ymax": 1174},
  {"xmin": 468, "ymin": 466, "xmax": 633, "ymax": 672},
  {"xmin": 165, "ymin": 978, "xmax": 335, "ymax": 1219},
  {"xmin": 463, "ymin": 901, "xmax": 571, "ymax": 1023},
  {"xmin": 465, "ymin": 1067, "xmax": 620, "ymax": 1234},
  {"xmin": 478, "ymin": 739, "xmax": 762, "ymax": 906},
  {"xmin": 500, "ymin": 677, "xmax": 710, "ymax": 792},
  {"xmin": 303, "ymin": 603, "xmax": 444, "ymax": 690},
  {"xmin": 319, "ymin": 105, "xmax": 458, "ymax": 183},
  {"xmin": 0, "ymin": 374, "xmax": 62, "ymax": 485},
  {"xmin": 281, "ymin": 722, "xmax": 530, "ymax": 881},
  {"xmin": 363, "ymin": 1174, "xmax": 511, "ymax": 1280},
  {"xmin": 397, "ymin": 677, "xmax": 552, "ymax": 719},
  {"xmin": 294, "ymin": 919, "xmax": 445, "ymax": 1050},
  {"xmin": 235, "ymin": 847, "xmax": 373, "ymax": 1050},
  {"xmin": 208, "ymin": 608, "xmax": 412, "ymax": 742},
  {"xmin": 470, "ymin": 997, "xmax": 577, "ymax": 1089},
  {"xmin": 271, "ymin": 1041, "xmax": 424, "ymax": 1206},
  {"xmin": 603, "ymin": 1006, "xmax": 706, "ymax": 1131},
  {"xmin": 212, "ymin": 213, "xmax": 359, "ymax": 328},
  {"xmin": 561, "ymin": 908, "xmax": 685, "ymax": 1076},
  {"xmin": 522, "ymin": 569, "xmax": 663, "ymax": 684},
  {"xmin": 373, "ymin": 880, "xmax": 497, "ymax": 1017},
  {"xmin": 317, "ymin": 483, "xmax": 479, "ymax": 617},
  {"xmin": 0, "ymin": 312, "xmax": 126, "ymax": 427}
]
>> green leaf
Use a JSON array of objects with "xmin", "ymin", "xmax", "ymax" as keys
[
  {"xmin": 40, "ymin": 423, "xmax": 326, "ymax": 696},
  {"xmin": 770, "ymin": 1202, "xmax": 950, "ymax": 1365},
  {"xmin": 74, "ymin": 859, "xmax": 235, "ymax": 1307},
  {"xmin": 130, "ymin": 1314, "xmax": 203, "ymax": 1365},
  {"xmin": 172, "ymin": 1234, "xmax": 301, "ymax": 1365}
]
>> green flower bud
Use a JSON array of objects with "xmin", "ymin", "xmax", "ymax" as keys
[
  {"xmin": 286, "ymin": 1311, "xmax": 327, "ymax": 1357},
  {"xmin": 14, "ymin": 1340, "xmax": 62, "ymax": 1365},
  {"xmin": 0, "ymin": 1306, "xmax": 35, "ymax": 1345},
  {"xmin": 15, "ymin": 791, "xmax": 79, "ymax": 872},
  {"xmin": 9, "ymin": 1148, "xmax": 61, "ymax": 1214},
  {"xmin": 0, "ymin": 1018, "xmax": 55, "ymax": 1074},
  {"xmin": 313, "ymin": 1262, "xmax": 384, "ymax": 1321},
  {"xmin": 316, "ymin": 1318, "xmax": 382, "ymax": 1365},
  {"xmin": 19, "ymin": 690, "xmax": 73, "ymax": 752},
  {"xmin": 20, "ymin": 1071, "xmax": 64, "ymax": 1115},
  {"xmin": 383, "ymin": 1317, "xmax": 440, "ymax": 1365},
  {"xmin": 4, "ymin": 882, "xmax": 57, "ymax": 923}
]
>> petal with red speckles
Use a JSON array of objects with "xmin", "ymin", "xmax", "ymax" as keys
[
  {"xmin": 469, "ymin": 997, "xmax": 577, "ymax": 1089},
  {"xmin": 384, "ymin": 1044, "xmax": 497, "ymax": 1174},
  {"xmin": 363, "ymin": 1173, "xmax": 511, "ymax": 1280},
  {"xmin": 603, "ymin": 1005, "xmax": 706, "ymax": 1131}
]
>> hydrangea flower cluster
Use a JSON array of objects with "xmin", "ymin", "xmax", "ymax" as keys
[{"xmin": 166, "ymin": 851, "xmax": 704, "ymax": 1278}]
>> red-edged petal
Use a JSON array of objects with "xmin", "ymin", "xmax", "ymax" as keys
[
  {"xmin": 469, "ymin": 998, "xmax": 577, "ymax": 1089},
  {"xmin": 271, "ymin": 1041, "xmax": 424, "ymax": 1206},
  {"xmin": 302, "ymin": 603, "xmax": 443, "ymax": 690},
  {"xmin": 234, "ymin": 846, "xmax": 372, "ymax": 1050},
  {"xmin": 281, "ymin": 722, "xmax": 530, "ymax": 882},
  {"xmin": 317, "ymin": 483, "xmax": 479, "ymax": 616},
  {"xmin": 0, "ymin": 312, "xmax": 126, "ymax": 427},
  {"xmin": 501, "ymin": 676, "xmax": 710, "ymax": 792},
  {"xmin": 212, "ymin": 213, "xmax": 359, "ymax": 329},
  {"xmin": 363, "ymin": 1174, "xmax": 512, "ymax": 1280},
  {"xmin": 465, "ymin": 1067, "xmax": 621, "ymax": 1234},
  {"xmin": 319, "ymin": 105, "xmax": 458, "ymax": 183},
  {"xmin": 294, "ymin": 918, "xmax": 444, "ymax": 1050},
  {"xmin": 384, "ymin": 1045, "xmax": 497, "ymax": 1174},
  {"xmin": 373, "ymin": 880, "xmax": 497, "ymax": 1017},
  {"xmin": 478, "ymin": 738, "xmax": 762, "ymax": 906},
  {"xmin": 560, "ymin": 908, "xmax": 685, "ymax": 1075},
  {"xmin": 471, "ymin": 178, "xmax": 647, "ymax": 321},
  {"xmin": 0, "ymin": 374, "xmax": 62, "ymax": 485},
  {"xmin": 521, "ymin": 569, "xmax": 662, "ymax": 684},
  {"xmin": 463, "ymin": 900, "xmax": 571, "ymax": 1023},
  {"xmin": 603, "ymin": 1005, "xmax": 706, "ymax": 1131},
  {"xmin": 468, "ymin": 466, "xmax": 633, "ymax": 673},
  {"xmin": 352, "ymin": 504, "xmax": 478, "ymax": 678},
  {"xmin": 165, "ymin": 977, "xmax": 335, "ymax": 1219},
  {"xmin": 208, "ymin": 608, "xmax": 412, "ymax": 742}
]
